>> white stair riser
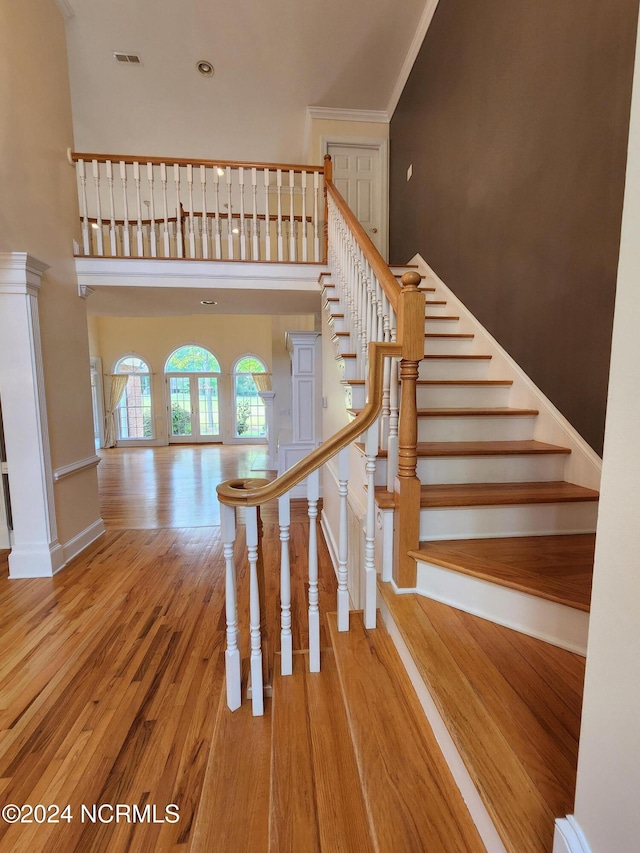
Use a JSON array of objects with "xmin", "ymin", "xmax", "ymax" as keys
[
  {"xmin": 413, "ymin": 560, "xmax": 589, "ymax": 655},
  {"xmin": 372, "ymin": 453, "xmax": 567, "ymax": 486},
  {"xmin": 425, "ymin": 318, "xmax": 460, "ymax": 332},
  {"xmin": 424, "ymin": 338, "xmax": 475, "ymax": 355},
  {"xmin": 423, "ymin": 302, "xmax": 451, "ymax": 316},
  {"xmin": 418, "ymin": 359, "xmax": 491, "ymax": 380},
  {"xmin": 328, "ymin": 316, "xmax": 348, "ymax": 334},
  {"xmin": 417, "ymin": 415, "xmax": 536, "ymax": 442},
  {"xmin": 419, "ymin": 501, "xmax": 599, "ymax": 540},
  {"xmin": 417, "ymin": 384, "xmax": 511, "ymax": 408},
  {"xmin": 345, "ymin": 380, "xmax": 512, "ymax": 411}
]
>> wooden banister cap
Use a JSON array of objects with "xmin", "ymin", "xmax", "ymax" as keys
[{"xmin": 401, "ymin": 271, "xmax": 422, "ymax": 290}]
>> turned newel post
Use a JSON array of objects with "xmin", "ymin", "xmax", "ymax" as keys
[
  {"xmin": 393, "ymin": 271, "xmax": 425, "ymax": 588},
  {"xmin": 323, "ymin": 154, "xmax": 332, "ymax": 263}
]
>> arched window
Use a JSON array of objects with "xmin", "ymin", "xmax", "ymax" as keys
[
  {"xmin": 164, "ymin": 346, "xmax": 221, "ymax": 442},
  {"xmin": 233, "ymin": 355, "xmax": 267, "ymax": 438},
  {"xmin": 165, "ymin": 345, "xmax": 220, "ymax": 373},
  {"xmin": 114, "ymin": 356, "xmax": 153, "ymax": 439}
]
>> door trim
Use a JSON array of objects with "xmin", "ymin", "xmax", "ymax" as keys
[{"xmin": 321, "ymin": 136, "xmax": 389, "ymax": 262}]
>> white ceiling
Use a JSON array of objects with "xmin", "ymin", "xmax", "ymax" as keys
[{"xmin": 62, "ymin": 0, "xmax": 429, "ymax": 163}]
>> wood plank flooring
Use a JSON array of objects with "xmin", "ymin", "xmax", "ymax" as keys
[{"xmin": 379, "ymin": 584, "xmax": 586, "ymax": 853}]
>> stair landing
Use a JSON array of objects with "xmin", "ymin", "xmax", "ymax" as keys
[{"xmin": 379, "ymin": 584, "xmax": 586, "ymax": 853}]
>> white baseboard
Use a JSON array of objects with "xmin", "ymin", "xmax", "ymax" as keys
[
  {"xmin": 8, "ymin": 540, "xmax": 66, "ymax": 578},
  {"xmin": 554, "ymin": 816, "xmax": 592, "ymax": 853},
  {"xmin": 62, "ymin": 518, "xmax": 106, "ymax": 565}
]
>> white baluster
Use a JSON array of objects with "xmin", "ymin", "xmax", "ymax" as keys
[
  {"xmin": 301, "ymin": 171, "xmax": 308, "ymax": 262},
  {"xmin": 246, "ymin": 506, "xmax": 264, "ymax": 715},
  {"xmin": 251, "ymin": 167, "xmax": 259, "ymax": 260},
  {"xmin": 226, "ymin": 166, "xmax": 234, "ymax": 259},
  {"xmin": 160, "ymin": 163, "xmax": 170, "ymax": 257},
  {"xmin": 119, "ymin": 160, "xmax": 131, "ymax": 257},
  {"xmin": 337, "ymin": 447, "xmax": 350, "ymax": 631},
  {"xmin": 78, "ymin": 159, "xmax": 91, "ymax": 255},
  {"xmin": 133, "ymin": 161, "xmax": 144, "ymax": 256},
  {"xmin": 314, "ymin": 171, "xmax": 321, "ymax": 262},
  {"xmin": 147, "ymin": 163, "xmax": 157, "ymax": 258},
  {"xmin": 238, "ymin": 167, "xmax": 246, "ymax": 260},
  {"xmin": 187, "ymin": 163, "xmax": 196, "ymax": 258},
  {"xmin": 91, "ymin": 160, "xmax": 104, "ymax": 256},
  {"xmin": 289, "ymin": 170, "xmax": 296, "ymax": 262},
  {"xmin": 364, "ymin": 421, "xmax": 378, "ymax": 629},
  {"xmin": 276, "ymin": 168, "xmax": 283, "ymax": 261},
  {"xmin": 213, "ymin": 167, "xmax": 222, "ymax": 259},
  {"xmin": 200, "ymin": 165, "xmax": 209, "ymax": 259},
  {"xmin": 106, "ymin": 160, "xmax": 117, "ymax": 256},
  {"xmin": 307, "ymin": 468, "xmax": 320, "ymax": 672},
  {"xmin": 263, "ymin": 168, "xmax": 271, "ymax": 261},
  {"xmin": 279, "ymin": 493, "xmax": 292, "ymax": 676},
  {"xmin": 174, "ymin": 164, "xmax": 183, "ymax": 258},
  {"xmin": 387, "ymin": 319, "xmax": 399, "ymax": 491},
  {"xmin": 221, "ymin": 504, "xmax": 241, "ymax": 711}
]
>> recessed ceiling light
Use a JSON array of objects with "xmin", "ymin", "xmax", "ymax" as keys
[
  {"xmin": 196, "ymin": 60, "xmax": 214, "ymax": 77},
  {"xmin": 200, "ymin": 300, "xmax": 217, "ymax": 305}
]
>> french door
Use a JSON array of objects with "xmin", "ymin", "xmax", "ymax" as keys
[{"xmin": 167, "ymin": 374, "xmax": 221, "ymax": 443}]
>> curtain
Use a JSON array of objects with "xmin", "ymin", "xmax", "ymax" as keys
[{"xmin": 104, "ymin": 374, "xmax": 129, "ymax": 448}]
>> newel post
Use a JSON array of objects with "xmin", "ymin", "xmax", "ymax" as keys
[
  {"xmin": 323, "ymin": 154, "xmax": 332, "ymax": 263},
  {"xmin": 393, "ymin": 271, "xmax": 424, "ymax": 588}
]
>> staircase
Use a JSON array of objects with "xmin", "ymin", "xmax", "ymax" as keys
[{"xmin": 322, "ymin": 261, "xmax": 598, "ymax": 851}]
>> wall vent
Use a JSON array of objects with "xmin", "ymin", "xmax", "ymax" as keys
[{"xmin": 113, "ymin": 52, "xmax": 142, "ymax": 64}]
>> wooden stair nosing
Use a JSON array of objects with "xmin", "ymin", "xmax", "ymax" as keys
[
  {"xmin": 374, "ymin": 480, "xmax": 599, "ymax": 510},
  {"xmin": 409, "ymin": 533, "xmax": 594, "ymax": 612},
  {"xmin": 344, "ymin": 379, "xmax": 514, "ymax": 388},
  {"xmin": 422, "ymin": 354, "xmax": 492, "ymax": 360},
  {"xmin": 348, "ymin": 405, "xmax": 538, "ymax": 418},
  {"xmin": 356, "ymin": 439, "xmax": 572, "ymax": 459},
  {"xmin": 425, "ymin": 333, "xmax": 474, "ymax": 339},
  {"xmin": 327, "ymin": 611, "xmax": 486, "ymax": 852}
]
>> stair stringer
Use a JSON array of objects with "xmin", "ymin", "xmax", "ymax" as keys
[{"xmin": 409, "ymin": 253, "xmax": 602, "ymax": 490}]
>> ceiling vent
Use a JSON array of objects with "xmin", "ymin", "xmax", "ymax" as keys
[{"xmin": 113, "ymin": 52, "xmax": 142, "ymax": 65}]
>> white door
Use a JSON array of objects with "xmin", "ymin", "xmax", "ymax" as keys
[
  {"xmin": 327, "ymin": 142, "xmax": 386, "ymax": 257},
  {"xmin": 167, "ymin": 374, "xmax": 221, "ymax": 443}
]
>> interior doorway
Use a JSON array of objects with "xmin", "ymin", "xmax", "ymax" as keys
[
  {"xmin": 165, "ymin": 345, "xmax": 222, "ymax": 444},
  {"xmin": 323, "ymin": 137, "xmax": 389, "ymax": 260}
]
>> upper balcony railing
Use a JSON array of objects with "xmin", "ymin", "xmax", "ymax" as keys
[{"xmin": 68, "ymin": 150, "xmax": 326, "ymax": 263}]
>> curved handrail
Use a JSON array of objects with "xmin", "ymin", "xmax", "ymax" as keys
[{"xmin": 217, "ymin": 340, "xmax": 400, "ymax": 507}]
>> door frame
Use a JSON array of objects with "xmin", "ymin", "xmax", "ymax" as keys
[
  {"xmin": 321, "ymin": 136, "xmax": 389, "ymax": 261},
  {"xmin": 166, "ymin": 372, "xmax": 222, "ymax": 444}
]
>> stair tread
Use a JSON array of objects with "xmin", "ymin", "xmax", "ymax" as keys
[
  {"xmin": 270, "ymin": 651, "xmax": 373, "ymax": 853},
  {"xmin": 327, "ymin": 611, "xmax": 485, "ymax": 852},
  {"xmin": 357, "ymin": 439, "xmax": 571, "ymax": 458},
  {"xmin": 348, "ymin": 406, "xmax": 538, "ymax": 418},
  {"xmin": 374, "ymin": 480, "xmax": 599, "ymax": 509},
  {"xmin": 424, "ymin": 332, "xmax": 474, "ymax": 339},
  {"xmin": 410, "ymin": 534, "xmax": 594, "ymax": 611},
  {"xmin": 378, "ymin": 585, "xmax": 585, "ymax": 853},
  {"xmin": 426, "ymin": 314, "xmax": 460, "ymax": 320},
  {"xmin": 345, "ymin": 379, "xmax": 513, "ymax": 387},
  {"xmin": 422, "ymin": 354, "xmax": 491, "ymax": 360}
]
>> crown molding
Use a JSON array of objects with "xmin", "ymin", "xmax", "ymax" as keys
[
  {"xmin": 387, "ymin": 0, "xmax": 441, "ymax": 119},
  {"xmin": 307, "ymin": 106, "xmax": 389, "ymax": 124}
]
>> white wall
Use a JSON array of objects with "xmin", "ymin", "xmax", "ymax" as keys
[{"xmin": 570, "ymin": 13, "xmax": 640, "ymax": 851}]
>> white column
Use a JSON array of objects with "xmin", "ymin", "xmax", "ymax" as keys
[
  {"xmin": 0, "ymin": 253, "xmax": 64, "ymax": 577},
  {"xmin": 257, "ymin": 390, "xmax": 277, "ymax": 469}
]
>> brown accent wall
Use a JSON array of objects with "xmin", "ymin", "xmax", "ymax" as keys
[{"xmin": 390, "ymin": 0, "xmax": 639, "ymax": 454}]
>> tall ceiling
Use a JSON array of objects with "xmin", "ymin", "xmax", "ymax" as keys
[{"xmin": 62, "ymin": 0, "xmax": 428, "ymax": 164}]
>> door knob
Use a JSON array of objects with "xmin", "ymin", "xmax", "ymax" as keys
[{"xmin": 369, "ymin": 227, "xmax": 378, "ymax": 234}]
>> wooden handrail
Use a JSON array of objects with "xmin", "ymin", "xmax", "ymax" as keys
[
  {"xmin": 68, "ymin": 149, "xmax": 324, "ymax": 174},
  {"xmin": 85, "ymin": 211, "xmax": 315, "ymax": 227},
  {"xmin": 325, "ymin": 176, "xmax": 400, "ymax": 314},
  {"xmin": 217, "ymin": 340, "xmax": 400, "ymax": 507}
]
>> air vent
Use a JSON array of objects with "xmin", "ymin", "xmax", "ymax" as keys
[{"xmin": 113, "ymin": 52, "xmax": 142, "ymax": 64}]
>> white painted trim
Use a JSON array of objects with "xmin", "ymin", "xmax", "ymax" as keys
[
  {"xmin": 553, "ymin": 816, "xmax": 592, "ymax": 853},
  {"xmin": 53, "ymin": 454, "xmax": 101, "ymax": 481},
  {"xmin": 387, "ymin": 0, "xmax": 441, "ymax": 119},
  {"xmin": 414, "ymin": 558, "xmax": 589, "ymax": 655},
  {"xmin": 74, "ymin": 258, "xmax": 323, "ymax": 291},
  {"xmin": 412, "ymin": 255, "xmax": 602, "ymax": 490},
  {"xmin": 379, "ymin": 593, "xmax": 508, "ymax": 853},
  {"xmin": 8, "ymin": 542, "xmax": 65, "ymax": 578},
  {"xmin": 307, "ymin": 106, "xmax": 389, "ymax": 124},
  {"xmin": 321, "ymin": 136, "xmax": 390, "ymax": 261},
  {"xmin": 320, "ymin": 509, "xmax": 339, "ymax": 577},
  {"xmin": 62, "ymin": 518, "xmax": 106, "ymax": 565}
]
